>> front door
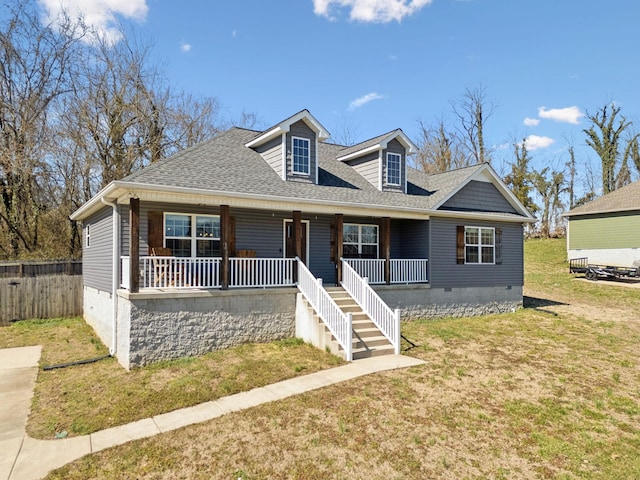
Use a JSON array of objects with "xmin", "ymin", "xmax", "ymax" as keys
[{"xmin": 284, "ymin": 220, "xmax": 308, "ymax": 264}]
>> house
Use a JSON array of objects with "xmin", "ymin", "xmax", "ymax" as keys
[
  {"xmin": 564, "ymin": 180, "xmax": 640, "ymax": 266},
  {"xmin": 71, "ymin": 110, "xmax": 535, "ymax": 369}
]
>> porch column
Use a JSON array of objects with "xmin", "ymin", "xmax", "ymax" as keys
[
  {"xmin": 335, "ymin": 213, "xmax": 343, "ymax": 284},
  {"xmin": 129, "ymin": 198, "xmax": 140, "ymax": 293},
  {"xmin": 293, "ymin": 211, "xmax": 303, "ymax": 261},
  {"xmin": 220, "ymin": 205, "xmax": 230, "ymax": 290},
  {"xmin": 382, "ymin": 217, "xmax": 391, "ymax": 285}
]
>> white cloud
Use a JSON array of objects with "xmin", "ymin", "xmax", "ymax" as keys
[
  {"xmin": 179, "ymin": 41, "xmax": 191, "ymax": 53},
  {"xmin": 313, "ymin": 0, "xmax": 432, "ymax": 23},
  {"xmin": 537, "ymin": 106, "xmax": 583, "ymax": 125},
  {"xmin": 523, "ymin": 117, "xmax": 540, "ymax": 127},
  {"xmin": 38, "ymin": 0, "xmax": 148, "ymax": 43},
  {"xmin": 523, "ymin": 135, "xmax": 555, "ymax": 151},
  {"xmin": 348, "ymin": 92, "xmax": 384, "ymax": 110}
]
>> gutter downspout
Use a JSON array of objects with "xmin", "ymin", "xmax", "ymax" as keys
[{"xmin": 101, "ymin": 197, "xmax": 119, "ymax": 356}]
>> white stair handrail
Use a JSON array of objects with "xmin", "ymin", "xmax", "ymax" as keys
[
  {"xmin": 296, "ymin": 258, "xmax": 353, "ymax": 361},
  {"xmin": 341, "ymin": 258, "xmax": 401, "ymax": 355}
]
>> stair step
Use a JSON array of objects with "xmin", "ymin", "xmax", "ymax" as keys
[
  {"xmin": 354, "ymin": 327, "xmax": 385, "ymax": 338},
  {"xmin": 352, "ymin": 345, "xmax": 395, "ymax": 360}
]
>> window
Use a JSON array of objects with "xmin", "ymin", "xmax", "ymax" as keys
[
  {"xmin": 343, "ymin": 223, "xmax": 378, "ymax": 258},
  {"xmin": 292, "ymin": 137, "xmax": 310, "ymax": 175},
  {"xmin": 85, "ymin": 224, "xmax": 90, "ymax": 248},
  {"xmin": 460, "ymin": 226, "xmax": 494, "ymax": 264},
  {"xmin": 164, "ymin": 213, "xmax": 221, "ymax": 258},
  {"xmin": 386, "ymin": 152, "xmax": 401, "ymax": 186}
]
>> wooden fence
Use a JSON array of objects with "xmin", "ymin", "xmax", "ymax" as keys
[{"xmin": 0, "ymin": 260, "xmax": 83, "ymax": 326}]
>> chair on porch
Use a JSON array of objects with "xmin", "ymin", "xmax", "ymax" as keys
[{"xmin": 150, "ymin": 247, "xmax": 178, "ymax": 287}]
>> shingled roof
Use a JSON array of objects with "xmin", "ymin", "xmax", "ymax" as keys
[
  {"xmin": 565, "ymin": 181, "xmax": 640, "ymax": 217},
  {"xmin": 73, "ymin": 119, "xmax": 533, "ymax": 222}
]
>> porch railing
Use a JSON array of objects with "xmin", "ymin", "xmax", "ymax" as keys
[
  {"xmin": 344, "ymin": 258, "xmax": 429, "ymax": 284},
  {"xmin": 341, "ymin": 258, "xmax": 400, "ymax": 355},
  {"xmin": 390, "ymin": 259, "xmax": 428, "ymax": 283},
  {"xmin": 229, "ymin": 257, "xmax": 296, "ymax": 288},
  {"xmin": 297, "ymin": 258, "xmax": 353, "ymax": 361},
  {"xmin": 142, "ymin": 256, "xmax": 222, "ymax": 288},
  {"xmin": 343, "ymin": 259, "xmax": 385, "ymax": 284},
  {"xmin": 120, "ymin": 256, "xmax": 297, "ymax": 289}
]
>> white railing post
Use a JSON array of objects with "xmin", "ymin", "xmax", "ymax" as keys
[
  {"xmin": 346, "ymin": 312, "xmax": 353, "ymax": 361},
  {"xmin": 394, "ymin": 308, "xmax": 401, "ymax": 355}
]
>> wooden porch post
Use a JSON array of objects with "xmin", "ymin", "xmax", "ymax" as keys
[
  {"xmin": 220, "ymin": 205, "xmax": 230, "ymax": 290},
  {"xmin": 382, "ymin": 217, "xmax": 391, "ymax": 285},
  {"xmin": 335, "ymin": 213, "xmax": 343, "ymax": 284},
  {"xmin": 129, "ymin": 198, "xmax": 140, "ymax": 293}
]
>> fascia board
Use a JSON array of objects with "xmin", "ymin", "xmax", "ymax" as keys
[
  {"xmin": 337, "ymin": 144, "xmax": 381, "ymax": 162},
  {"xmin": 562, "ymin": 207, "xmax": 640, "ymax": 218}
]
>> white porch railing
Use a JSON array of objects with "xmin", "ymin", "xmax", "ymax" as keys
[
  {"xmin": 344, "ymin": 259, "xmax": 385, "ymax": 284},
  {"xmin": 390, "ymin": 259, "xmax": 428, "ymax": 283},
  {"xmin": 341, "ymin": 259, "xmax": 401, "ymax": 355},
  {"xmin": 229, "ymin": 257, "xmax": 296, "ymax": 288},
  {"xmin": 120, "ymin": 256, "xmax": 130, "ymax": 289},
  {"xmin": 297, "ymin": 258, "xmax": 353, "ymax": 361},
  {"xmin": 142, "ymin": 256, "xmax": 222, "ymax": 288},
  {"xmin": 344, "ymin": 258, "xmax": 429, "ymax": 284}
]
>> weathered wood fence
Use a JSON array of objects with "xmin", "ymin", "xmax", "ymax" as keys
[{"xmin": 0, "ymin": 260, "xmax": 83, "ymax": 326}]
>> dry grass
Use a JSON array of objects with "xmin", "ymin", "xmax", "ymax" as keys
[
  {"xmin": 10, "ymin": 238, "xmax": 640, "ymax": 478},
  {"xmin": 0, "ymin": 321, "xmax": 343, "ymax": 439}
]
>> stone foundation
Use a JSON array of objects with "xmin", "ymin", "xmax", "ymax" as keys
[{"xmin": 115, "ymin": 288, "xmax": 298, "ymax": 369}]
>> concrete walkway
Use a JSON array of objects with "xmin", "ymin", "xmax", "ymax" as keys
[{"xmin": 1, "ymin": 348, "xmax": 425, "ymax": 480}]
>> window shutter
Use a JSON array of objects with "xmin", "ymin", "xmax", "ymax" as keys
[
  {"xmin": 148, "ymin": 211, "xmax": 163, "ymax": 249},
  {"xmin": 329, "ymin": 223, "xmax": 335, "ymax": 262},
  {"xmin": 456, "ymin": 225, "xmax": 465, "ymax": 264},
  {"xmin": 495, "ymin": 228, "xmax": 503, "ymax": 265}
]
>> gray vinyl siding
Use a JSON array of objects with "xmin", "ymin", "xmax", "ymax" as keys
[
  {"xmin": 391, "ymin": 220, "xmax": 429, "ymax": 258},
  {"xmin": 429, "ymin": 217, "xmax": 523, "ymax": 288},
  {"xmin": 255, "ymin": 136, "xmax": 283, "ymax": 179},
  {"xmin": 441, "ymin": 180, "xmax": 517, "ymax": 213},
  {"xmin": 121, "ymin": 203, "xmax": 337, "ymax": 283},
  {"xmin": 285, "ymin": 120, "xmax": 317, "ymax": 184},
  {"xmin": 83, "ymin": 206, "xmax": 113, "ymax": 293},
  {"xmin": 382, "ymin": 139, "xmax": 406, "ymax": 193},
  {"xmin": 349, "ymin": 151, "xmax": 380, "ymax": 189}
]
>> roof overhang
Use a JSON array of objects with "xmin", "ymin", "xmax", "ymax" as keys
[
  {"xmin": 432, "ymin": 163, "xmax": 536, "ymax": 221},
  {"xmin": 244, "ymin": 109, "xmax": 330, "ymax": 148},
  {"xmin": 337, "ymin": 129, "xmax": 418, "ymax": 162},
  {"xmin": 562, "ymin": 207, "xmax": 640, "ymax": 218},
  {"xmin": 71, "ymin": 180, "xmax": 535, "ymax": 224}
]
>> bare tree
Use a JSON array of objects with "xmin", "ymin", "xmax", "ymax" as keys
[
  {"xmin": 0, "ymin": 1, "xmax": 83, "ymax": 258},
  {"xmin": 414, "ymin": 119, "xmax": 467, "ymax": 173},
  {"xmin": 583, "ymin": 103, "xmax": 639, "ymax": 194},
  {"xmin": 504, "ymin": 140, "xmax": 537, "ymax": 221},
  {"xmin": 532, "ymin": 167, "xmax": 565, "ymax": 237},
  {"xmin": 451, "ymin": 85, "xmax": 496, "ymax": 165}
]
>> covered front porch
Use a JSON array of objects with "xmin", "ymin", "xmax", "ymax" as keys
[{"xmin": 121, "ymin": 198, "xmax": 429, "ymax": 292}]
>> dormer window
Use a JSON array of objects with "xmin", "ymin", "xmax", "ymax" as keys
[
  {"xmin": 386, "ymin": 152, "xmax": 401, "ymax": 186},
  {"xmin": 292, "ymin": 137, "xmax": 310, "ymax": 175}
]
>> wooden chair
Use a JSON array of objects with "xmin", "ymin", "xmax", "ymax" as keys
[{"xmin": 150, "ymin": 247, "xmax": 174, "ymax": 287}]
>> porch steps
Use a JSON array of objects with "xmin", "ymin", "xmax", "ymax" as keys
[{"xmin": 324, "ymin": 286, "xmax": 395, "ymax": 360}]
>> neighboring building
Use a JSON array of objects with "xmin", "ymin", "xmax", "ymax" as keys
[
  {"xmin": 71, "ymin": 110, "xmax": 535, "ymax": 369},
  {"xmin": 564, "ymin": 181, "xmax": 640, "ymax": 266}
]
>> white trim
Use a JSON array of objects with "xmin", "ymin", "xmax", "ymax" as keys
[
  {"xmin": 378, "ymin": 152, "xmax": 383, "ymax": 191},
  {"xmin": 338, "ymin": 144, "xmax": 381, "ymax": 163},
  {"xmin": 386, "ymin": 152, "xmax": 401, "ymax": 186},
  {"xmin": 281, "ymin": 133, "xmax": 286, "ymax": 180},
  {"xmin": 282, "ymin": 218, "xmax": 310, "ymax": 265},
  {"xmin": 163, "ymin": 212, "xmax": 221, "ymax": 258},
  {"xmin": 85, "ymin": 223, "xmax": 90, "ymax": 248},
  {"xmin": 343, "ymin": 223, "xmax": 379, "ymax": 258},
  {"xmin": 315, "ymin": 137, "xmax": 319, "ymax": 185},
  {"xmin": 464, "ymin": 226, "xmax": 495, "ymax": 265},
  {"xmin": 291, "ymin": 136, "xmax": 311, "ymax": 176},
  {"xmin": 336, "ymin": 129, "xmax": 418, "ymax": 162},
  {"xmin": 245, "ymin": 109, "xmax": 330, "ymax": 148},
  {"xmin": 432, "ymin": 163, "xmax": 536, "ymax": 220}
]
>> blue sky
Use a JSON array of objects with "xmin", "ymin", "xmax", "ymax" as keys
[{"xmin": 39, "ymin": 0, "xmax": 640, "ymax": 189}]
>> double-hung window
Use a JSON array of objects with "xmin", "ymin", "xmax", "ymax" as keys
[
  {"xmin": 164, "ymin": 213, "xmax": 221, "ymax": 258},
  {"xmin": 386, "ymin": 152, "xmax": 401, "ymax": 186},
  {"xmin": 464, "ymin": 226, "xmax": 495, "ymax": 264},
  {"xmin": 343, "ymin": 223, "xmax": 378, "ymax": 258},
  {"xmin": 292, "ymin": 137, "xmax": 310, "ymax": 175}
]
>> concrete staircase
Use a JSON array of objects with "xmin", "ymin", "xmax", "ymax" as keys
[{"xmin": 324, "ymin": 286, "xmax": 395, "ymax": 360}]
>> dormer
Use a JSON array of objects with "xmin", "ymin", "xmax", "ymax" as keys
[
  {"xmin": 245, "ymin": 110, "xmax": 330, "ymax": 184},
  {"xmin": 336, "ymin": 129, "xmax": 417, "ymax": 193}
]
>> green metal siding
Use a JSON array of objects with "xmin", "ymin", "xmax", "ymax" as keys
[{"xmin": 569, "ymin": 212, "xmax": 640, "ymax": 249}]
